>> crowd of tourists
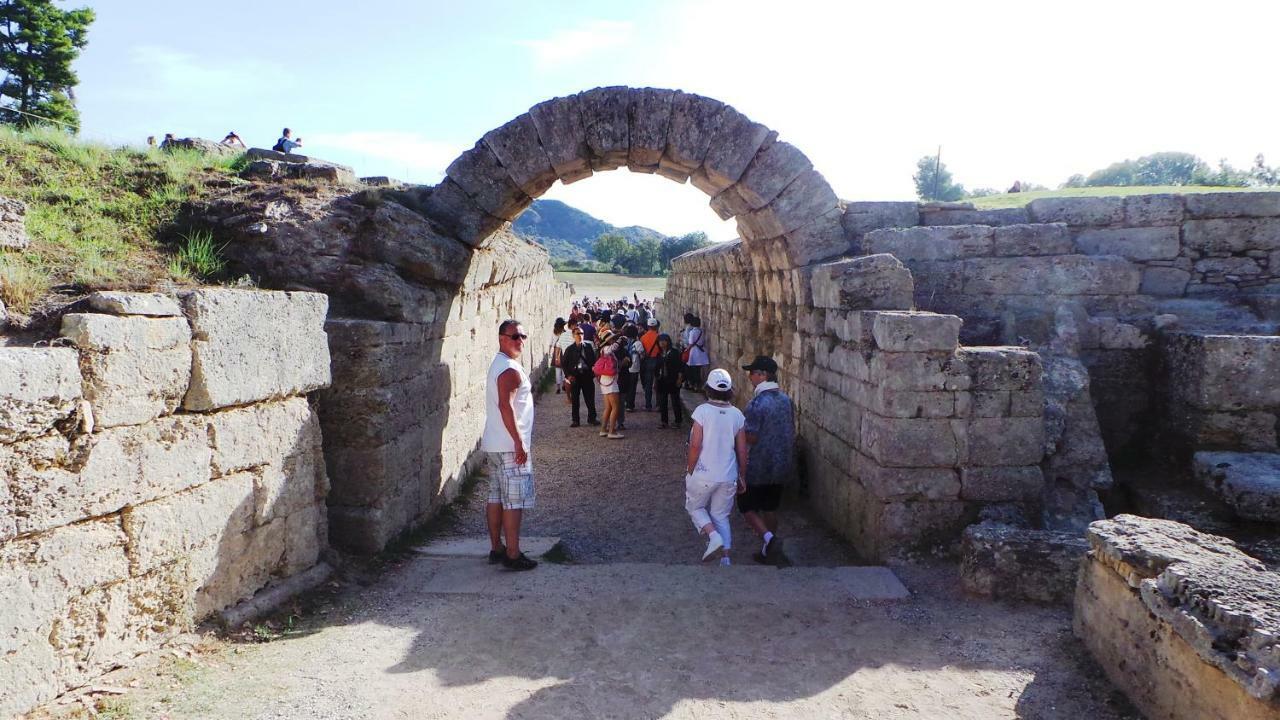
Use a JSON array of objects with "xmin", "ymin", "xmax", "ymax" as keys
[{"xmin": 480, "ymin": 296, "xmax": 795, "ymax": 573}]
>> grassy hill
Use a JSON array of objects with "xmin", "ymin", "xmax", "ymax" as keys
[
  {"xmin": 513, "ymin": 198, "xmax": 668, "ymax": 261},
  {"xmin": 0, "ymin": 126, "xmax": 243, "ymax": 315},
  {"xmin": 968, "ymin": 185, "xmax": 1275, "ymax": 209}
]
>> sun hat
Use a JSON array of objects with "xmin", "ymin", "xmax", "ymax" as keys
[{"xmin": 705, "ymin": 368, "xmax": 733, "ymax": 391}]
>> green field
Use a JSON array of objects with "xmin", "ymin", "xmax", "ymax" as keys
[
  {"xmin": 554, "ymin": 271, "xmax": 667, "ymax": 301},
  {"xmin": 968, "ymin": 185, "xmax": 1274, "ymax": 209}
]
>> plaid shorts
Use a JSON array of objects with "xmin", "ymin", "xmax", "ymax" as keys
[{"xmin": 487, "ymin": 451, "xmax": 535, "ymax": 510}]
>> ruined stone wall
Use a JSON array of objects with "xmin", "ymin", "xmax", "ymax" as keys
[
  {"xmin": 0, "ymin": 289, "xmax": 332, "ymax": 717},
  {"xmin": 320, "ymin": 231, "xmax": 570, "ymax": 553},
  {"xmin": 660, "ymin": 243, "xmax": 1047, "ymax": 560}
]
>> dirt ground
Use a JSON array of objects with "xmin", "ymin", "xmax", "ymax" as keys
[{"xmin": 26, "ymin": 387, "xmax": 1138, "ymax": 720}]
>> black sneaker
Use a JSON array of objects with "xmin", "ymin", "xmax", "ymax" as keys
[
  {"xmin": 488, "ymin": 546, "xmax": 506, "ymax": 564},
  {"xmin": 570, "ymin": 421, "xmax": 580, "ymax": 427},
  {"xmin": 587, "ymin": 419, "xmax": 600, "ymax": 426},
  {"xmin": 502, "ymin": 552, "xmax": 538, "ymax": 571}
]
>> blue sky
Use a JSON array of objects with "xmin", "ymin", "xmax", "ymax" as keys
[{"xmin": 72, "ymin": 0, "xmax": 1280, "ymax": 241}]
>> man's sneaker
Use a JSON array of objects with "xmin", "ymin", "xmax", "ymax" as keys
[
  {"xmin": 607, "ymin": 432, "xmax": 625, "ymax": 439},
  {"xmin": 701, "ymin": 532, "xmax": 724, "ymax": 561},
  {"xmin": 569, "ymin": 421, "xmax": 580, "ymax": 427},
  {"xmin": 488, "ymin": 546, "xmax": 506, "ymax": 565},
  {"xmin": 502, "ymin": 552, "xmax": 538, "ymax": 571},
  {"xmin": 765, "ymin": 536, "xmax": 789, "ymax": 567}
]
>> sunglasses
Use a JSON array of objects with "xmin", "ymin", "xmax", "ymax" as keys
[{"xmin": 503, "ymin": 333, "xmax": 529, "ymax": 341}]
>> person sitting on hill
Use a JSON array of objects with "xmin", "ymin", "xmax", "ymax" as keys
[
  {"xmin": 273, "ymin": 128, "xmax": 303, "ymax": 154},
  {"xmin": 220, "ymin": 131, "xmax": 246, "ymax": 148}
]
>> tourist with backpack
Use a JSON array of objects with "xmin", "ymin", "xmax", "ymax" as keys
[
  {"xmin": 655, "ymin": 333, "xmax": 685, "ymax": 429},
  {"xmin": 684, "ymin": 315, "xmax": 709, "ymax": 390},
  {"xmin": 272, "ymin": 128, "xmax": 303, "ymax": 154},
  {"xmin": 684, "ymin": 369, "xmax": 747, "ymax": 566},
  {"xmin": 621, "ymin": 325, "xmax": 641, "ymax": 412},
  {"xmin": 639, "ymin": 318, "xmax": 662, "ymax": 410},
  {"xmin": 594, "ymin": 333, "xmax": 624, "ymax": 439}
]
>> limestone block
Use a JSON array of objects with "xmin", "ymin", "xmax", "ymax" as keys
[
  {"xmin": 870, "ymin": 387, "xmax": 956, "ymax": 418},
  {"xmin": 731, "ymin": 141, "xmax": 812, "ymax": 210},
  {"xmin": 1184, "ymin": 191, "xmax": 1280, "ymax": 219},
  {"xmin": 861, "ymin": 415, "xmax": 959, "ymax": 467},
  {"xmin": 1075, "ymin": 226, "xmax": 1180, "ymax": 260},
  {"xmin": 1165, "ymin": 332, "xmax": 1280, "ymax": 411},
  {"xmin": 0, "ymin": 347, "xmax": 81, "ymax": 444},
  {"xmin": 958, "ymin": 347, "xmax": 1042, "ymax": 391},
  {"xmin": 853, "ymin": 451, "xmax": 960, "ymax": 500},
  {"xmin": 0, "ymin": 195, "xmax": 28, "ymax": 249},
  {"xmin": 363, "ymin": 202, "xmax": 472, "ymax": 287},
  {"xmin": 444, "ymin": 140, "xmax": 532, "ymax": 220},
  {"xmin": 960, "ymin": 466, "xmax": 1044, "ymax": 502},
  {"xmin": 781, "ymin": 207, "xmax": 851, "ymax": 268},
  {"xmin": 1193, "ymin": 451, "xmax": 1280, "ymax": 523},
  {"xmin": 1183, "ymin": 218, "xmax": 1280, "ymax": 254},
  {"xmin": 626, "ymin": 87, "xmax": 674, "ymax": 171},
  {"xmin": 991, "ymin": 223, "xmax": 1073, "ymax": 256},
  {"xmin": 182, "ymin": 289, "xmax": 330, "ymax": 411},
  {"xmin": 842, "ymin": 202, "xmax": 920, "ymax": 247},
  {"xmin": 528, "ymin": 94, "xmax": 592, "ymax": 183},
  {"xmin": 863, "ymin": 224, "xmax": 994, "ymax": 261},
  {"xmin": 579, "ymin": 86, "xmax": 631, "ymax": 170},
  {"xmin": 659, "ymin": 92, "xmax": 726, "ymax": 182},
  {"xmin": 283, "ymin": 504, "xmax": 325, "ymax": 575},
  {"xmin": 205, "ymin": 397, "xmax": 319, "ymax": 475},
  {"xmin": 3, "ymin": 415, "xmax": 211, "ymax": 535},
  {"xmin": 960, "ymin": 522, "xmax": 1088, "ymax": 604},
  {"xmin": 1196, "ymin": 256, "xmax": 1263, "ymax": 276},
  {"xmin": 482, "ymin": 113, "xmax": 558, "ymax": 198},
  {"xmin": 962, "ymin": 255, "xmax": 1142, "ymax": 295},
  {"xmin": 87, "ymin": 291, "xmax": 182, "ymax": 316},
  {"xmin": 870, "ymin": 498, "xmax": 970, "ymax": 554},
  {"xmin": 1142, "ymin": 267, "xmax": 1192, "ymax": 296},
  {"xmin": 1027, "ymin": 196, "xmax": 1124, "ymax": 226},
  {"xmin": 1186, "ymin": 410, "xmax": 1278, "ymax": 452},
  {"xmin": 869, "ymin": 352, "xmax": 969, "ymax": 392},
  {"xmin": 123, "ymin": 471, "xmax": 254, "ymax": 579},
  {"xmin": 810, "ymin": 254, "xmax": 914, "ymax": 311},
  {"xmin": 966, "ymin": 417, "xmax": 1045, "ymax": 466},
  {"xmin": 60, "ymin": 313, "xmax": 191, "ymax": 428},
  {"xmin": 691, "ymin": 107, "xmax": 770, "ymax": 195},
  {"xmin": 421, "ymin": 178, "xmax": 507, "ymax": 247},
  {"xmin": 904, "ymin": 260, "xmax": 964, "ymax": 296},
  {"xmin": 737, "ymin": 169, "xmax": 840, "ymax": 241},
  {"xmin": 1124, "ymin": 194, "xmax": 1184, "ymax": 225},
  {"xmin": 869, "ymin": 311, "xmax": 961, "ymax": 352},
  {"xmin": 919, "ymin": 207, "xmax": 1030, "ymax": 227}
]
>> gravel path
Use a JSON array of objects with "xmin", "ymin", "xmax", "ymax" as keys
[{"xmin": 438, "ymin": 385, "xmax": 860, "ymax": 566}]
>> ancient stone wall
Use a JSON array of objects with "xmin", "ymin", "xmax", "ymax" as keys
[{"xmin": 0, "ymin": 289, "xmax": 331, "ymax": 717}]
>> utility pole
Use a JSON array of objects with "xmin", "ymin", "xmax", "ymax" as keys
[{"xmin": 931, "ymin": 146, "xmax": 942, "ymax": 201}]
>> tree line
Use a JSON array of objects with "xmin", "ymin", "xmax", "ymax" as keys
[{"xmin": 574, "ymin": 231, "xmax": 710, "ymax": 276}]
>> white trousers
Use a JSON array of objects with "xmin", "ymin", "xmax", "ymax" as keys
[{"xmin": 684, "ymin": 476, "xmax": 735, "ymax": 549}]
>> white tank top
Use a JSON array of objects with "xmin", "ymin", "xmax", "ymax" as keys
[{"xmin": 480, "ymin": 352, "xmax": 534, "ymax": 453}]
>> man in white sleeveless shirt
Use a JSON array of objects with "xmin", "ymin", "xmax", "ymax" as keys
[{"xmin": 481, "ymin": 319, "xmax": 538, "ymax": 571}]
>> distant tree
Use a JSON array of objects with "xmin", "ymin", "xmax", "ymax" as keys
[
  {"xmin": 1194, "ymin": 158, "xmax": 1250, "ymax": 187},
  {"xmin": 913, "ymin": 155, "xmax": 966, "ymax": 201},
  {"xmin": 0, "ymin": 0, "xmax": 94, "ymax": 130},
  {"xmin": 1250, "ymin": 154, "xmax": 1280, "ymax": 186},
  {"xmin": 966, "ymin": 187, "xmax": 999, "ymax": 198},
  {"xmin": 1085, "ymin": 151, "xmax": 1211, "ymax": 187},
  {"xmin": 614, "ymin": 236, "xmax": 660, "ymax": 275},
  {"xmin": 659, "ymin": 231, "xmax": 710, "ymax": 270},
  {"xmin": 592, "ymin": 232, "xmax": 630, "ymax": 267},
  {"xmin": 1061, "ymin": 174, "xmax": 1087, "ymax": 189}
]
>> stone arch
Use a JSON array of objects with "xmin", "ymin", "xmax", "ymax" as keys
[{"xmin": 422, "ymin": 86, "xmax": 848, "ymax": 268}]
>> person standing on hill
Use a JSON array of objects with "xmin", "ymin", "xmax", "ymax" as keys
[
  {"xmin": 480, "ymin": 319, "xmax": 538, "ymax": 571},
  {"xmin": 740, "ymin": 355, "xmax": 795, "ymax": 566}
]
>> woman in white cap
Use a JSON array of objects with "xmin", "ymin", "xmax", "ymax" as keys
[{"xmin": 684, "ymin": 368, "xmax": 747, "ymax": 566}]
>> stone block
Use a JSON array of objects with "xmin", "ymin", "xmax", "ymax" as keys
[
  {"xmin": 991, "ymin": 223, "xmax": 1073, "ymax": 256},
  {"xmin": 731, "ymin": 141, "xmax": 812, "ymax": 210},
  {"xmin": 1183, "ymin": 218, "xmax": 1280, "ymax": 253},
  {"xmin": 1165, "ymin": 332, "xmax": 1280, "ymax": 411},
  {"xmin": 206, "ymin": 396, "xmax": 320, "ymax": 476},
  {"xmin": 421, "ymin": 178, "xmax": 507, "ymax": 247},
  {"xmin": 958, "ymin": 347, "xmax": 1042, "ymax": 391},
  {"xmin": 1195, "ymin": 256, "xmax": 1263, "ymax": 276},
  {"xmin": 0, "ymin": 348, "xmax": 81, "ymax": 444},
  {"xmin": 1027, "ymin": 196, "xmax": 1124, "ymax": 225},
  {"xmin": 1124, "ymin": 194, "xmax": 1184, "ymax": 225},
  {"xmin": 2, "ymin": 415, "xmax": 211, "ymax": 535},
  {"xmin": 863, "ymin": 224, "xmax": 993, "ymax": 261},
  {"xmin": 1193, "ymin": 451, "xmax": 1280, "ymax": 523},
  {"xmin": 960, "ymin": 522, "xmax": 1088, "ymax": 604},
  {"xmin": 809, "ymin": 254, "xmax": 914, "ymax": 311},
  {"xmin": 364, "ymin": 202, "xmax": 473, "ymax": 287},
  {"xmin": 868, "ymin": 311, "xmax": 961, "ymax": 353},
  {"xmin": 854, "ymin": 451, "xmax": 960, "ymax": 500},
  {"xmin": 528, "ymin": 94, "xmax": 592, "ymax": 183},
  {"xmin": 966, "ymin": 417, "xmax": 1045, "ymax": 466},
  {"xmin": 1075, "ymin": 226, "xmax": 1180, "ymax": 260},
  {"xmin": 861, "ymin": 415, "xmax": 959, "ymax": 467},
  {"xmin": 578, "ymin": 86, "xmax": 631, "ymax": 170},
  {"xmin": 919, "ymin": 207, "xmax": 1029, "ymax": 226},
  {"xmin": 182, "ymin": 289, "xmax": 330, "ymax": 411},
  {"xmin": 0, "ymin": 195, "xmax": 28, "ymax": 249},
  {"xmin": 871, "ymin": 388, "xmax": 956, "ymax": 418},
  {"xmin": 122, "ymin": 471, "xmax": 255, "ymax": 575},
  {"xmin": 737, "ymin": 169, "xmax": 840, "ymax": 240},
  {"xmin": 781, "ymin": 206, "xmax": 851, "ymax": 267},
  {"xmin": 841, "ymin": 202, "xmax": 920, "ymax": 249},
  {"xmin": 87, "ymin": 291, "xmax": 182, "ymax": 316},
  {"xmin": 60, "ymin": 313, "xmax": 191, "ymax": 428},
  {"xmin": 960, "ymin": 466, "xmax": 1044, "ymax": 502},
  {"xmin": 626, "ymin": 87, "xmax": 674, "ymax": 171},
  {"xmin": 870, "ymin": 498, "xmax": 971, "ymax": 554},
  {"xmin": 869, "ymin": 352, "xmax": 969, "ymax": 392},
  {"xmin": 962, "ymin": 255, "xmax": 1142, "ymax": 295},
  {"xmin": 691, "ymin": 106, "xmax": 770, "ymax": 195},
  {"xmin": 482, "ymin": 113, "xmax": 558, "ymax": 197},
  {"xmin": 1142, "ymin": 267, "xmax": 1191, "ymax": 296},
  {"xmin": 1183, "ymin": 191, "xmax": 1280, "ymax": 219},
  {"xmin": 445, "ymin": 140, "xmax": 532, "ymax": 220},
  {"xmin": 659, "ymin": 91, "xmax": 726, "ymax": 182}
]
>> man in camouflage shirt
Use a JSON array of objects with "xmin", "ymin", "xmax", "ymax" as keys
[{"xmin": 740, "ymin": 355, "xmax": 796, "ymax": 566}]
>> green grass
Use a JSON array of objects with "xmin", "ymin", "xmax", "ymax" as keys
[
  {"xmin": 968, "ymin": 185, "xmax": 1274, "ymax": 209},
  {"xmin": 0, "ymin": 125, "xmax": 243, "ymax": 313},
  {"xmin": 554, "ymin": 271, "xmax": 667, "ymax": 300}
]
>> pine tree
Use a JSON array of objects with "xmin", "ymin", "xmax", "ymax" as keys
[
  {"xmin": 0, "ymin": 0, "xmax": 95, "ymax": 130},
  {"xmin": 913, "ymin": 154, "xmax": 966, "ymax": 202}
]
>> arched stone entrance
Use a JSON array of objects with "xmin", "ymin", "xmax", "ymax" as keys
[{"xmin": 423, "ymin": 86, "xmax": 849, "ymax": 268}]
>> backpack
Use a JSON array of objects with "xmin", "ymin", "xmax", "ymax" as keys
[
  {"xmin": 592, "ymin": 352, "xmax": 617, "ymax": 377},
  {"xmin": 272, "ymin": 139, "xmax": 285, "ymax": 152}
]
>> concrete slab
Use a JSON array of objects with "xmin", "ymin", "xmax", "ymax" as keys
[
  {"xmin": 416, "ymin": 559, "xmax": 910, "ymax": 603},
  {"xmin": 413, "ymin": 536, "xmax": 562, "ymax": 558}
]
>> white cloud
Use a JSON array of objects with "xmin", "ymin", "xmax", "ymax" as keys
[
  {"xmin": 304, "ymin": 131, "xmax": 464, "ymax": 183},
  {"xmin": 517, "ymin": 20, "xmax": 634, "ymax": 70}
]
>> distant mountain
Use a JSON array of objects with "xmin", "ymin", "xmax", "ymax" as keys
[{"xmin": 513, "ymin": 199, "xmax": 669, "ymax": 261}]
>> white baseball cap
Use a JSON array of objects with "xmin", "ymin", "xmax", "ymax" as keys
[
  {"xmin": 646, "ymin": 318, "xmax": 659, "ymax": 327},
  {"xmin": 705, "ymin": 368, "xmax": 732, "ymax": 391}
]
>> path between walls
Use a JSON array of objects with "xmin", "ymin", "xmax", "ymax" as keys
[{"xmin": 27, "ymin": 389, "xmax": 1139, "ymax": 719}]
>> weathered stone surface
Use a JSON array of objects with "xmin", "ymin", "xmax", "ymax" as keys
[
  {"xmin": 1184, "ymin": 191, "xmax": 1280, "ymax": 219},
  {"xmin": 1183, "ymin": 218, "xmax": 1280, "ymax": 253},
  {"xmin": 842, "ymin": 202, "xmax": 920, "ymax": 248},
  {"xmin": 206, "ymin": 397, "xmax": 319, "ymax": 476},
  {"xmin": 781, "ymin": 206, "xmax": 850, "ymax": 268},
  {"xmin": 854, "ymin": 453, "xmax": 960, "ymax": 501},
  {"xmin": 1196, "ymin": 256, "xmax": 1263, "ymax": 276},
  {"xmin": 1124, "ymin": 194, "xmax": 1184, "ymax": 225},
  {"xmin": 869, "ymin": 311, "xmax": 961, "ymax": 352},
  {"xmin": 919, "ymin": 207, "xmax": 1029, "ymax": 227},
  {"xmin": 861, "ymin": 415, "xmax": 958, "ymax": 467},
  {"xmin": 810, "ymin": 254, "xmax": 914, "ymax": 311},
  {"xmin": 626, "ymin": 87, "xmax": 674, "ymax": 171},
  {"xmin": 1074, "ymin": 226, "xmax": 1180, "ymax": 260},
  {"xmin": 1141, "ymin": 266, "xmax": 1192, "ymax": 296},
  {"xmin": 182, "ymin": 289, "xmax": 330, "ymax": 411},
  {"xmin": 958, "ymin": 347, "xmax": 1041, "ymax": 391},
  {"xmin": 87, "ymin": 291, "xmax": 183, "ymax": 316},
  {"xmin": 731, "ymin": 141, "xmax": 812, "ymax": 210},
  {"xmin": 579, "ymin": 86, "xmax": 631, "ymax": 170},
  {"xmin": 445, "ymin": 141, "xmax": 532, "ymax": 220},
  {"xmin": 421, "ymin": 178, "xmax": 508, "ymax": 247},
  {"xmin": 864, "ymin": 224, "xmax": 995, "ymax": 261},
  {"xmin": 960, "ymin": 522, "xmax": 1088, "ymax": 603},
  {"xmin": 528, "ymin": 94, "xmax": 592, "ymax": 183},
  {"xmin": 966, "ymin": 417, "xmax": 1045, "ymax": 466},
  {"xmin": 991, "ymin": 223, "xmax": 1073, "ymax": 256},
  {"xmin": 0, "ymin": 348, "xmax": 81, "ymax": 444},
  {"xmin": 659, "ymin": 92, "xmax": 726, "ymax": 182},
  {"xmin": 0, "ymin": 195, "xmax": 30, "ymax": 249},
  {"xmin": 962, "ymin": 255, "xmax": 1141, "ymax": 295},
  {"xmin": 738, "ymin": 169, "xmax": 840, "ymax": 240},
  {"xmin": 482, "ymin": 113, "xmax": 558, "ymax": 198},
  {"xmin": 1027, "ymin": 196, "xmax": 1125, "ymax": 226},
  {"xmin": 1194, "ymin": 451, "xmax": 1280, "ymax": 522},
  {"xmin": 1164, "ymin": 332, "xmax": 1280, "ymax": 411},
  {"xmin": 691, "ymin": 107, "xmax": 770, "ymax": 195},
  {"xmin": 123, "ymin": 472, "xmax": 255, "ymax": 575},
  {"xmin": 61, "ymin": 313, "xmax": 191, "ymax": 428},
  {"xmin": 960, "ymin": 466, "xmax": 1044, "ymax": 502}
]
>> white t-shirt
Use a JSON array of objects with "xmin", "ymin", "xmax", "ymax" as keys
[
  {"xmin": 686, "ymin": 327, "xmax": 709, "ymax": 367},
  {"xmin": 480, "ymin": 352, "xmax": 534, "ymax": 453},
  {"xmin": 690, "ymin": 401, "xmax": 745, "ymax": 484}
]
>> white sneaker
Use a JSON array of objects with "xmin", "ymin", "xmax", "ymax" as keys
[
  {"xmin": 702, "ymin": 531, "xmax": 724, "ymax": 561},
  {"xmin": 719, "ymin": 557, "xmax": 732, "ymax": 567}
]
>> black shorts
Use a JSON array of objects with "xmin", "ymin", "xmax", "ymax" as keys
[{"xmin": 738, "ymin": 484, "xmax": 783, "ymax": 514}]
